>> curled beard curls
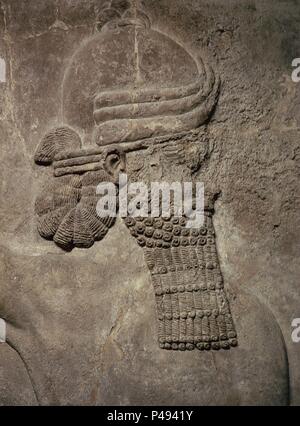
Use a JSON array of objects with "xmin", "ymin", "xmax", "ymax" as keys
[
  {"xmin": 123, "ymin": 200, "xmax": 238, "ymax": 352},
  {"xmin": 119, "ymin": 130, "xmax": 237, "ymax": 352}
]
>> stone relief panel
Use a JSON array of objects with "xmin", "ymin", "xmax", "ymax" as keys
[{"xmin": 0, "ymin": 0, "xmax": 298, "ymax": 406}]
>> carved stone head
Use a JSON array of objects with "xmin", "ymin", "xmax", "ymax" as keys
[{"xmin": 34, "ymin": 3, "xmax": 237, "ymax": 352}]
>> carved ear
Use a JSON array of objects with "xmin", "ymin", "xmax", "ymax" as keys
[
  {"xmin": 104, "ymin": 148, "xmax": 126, "ymax": 182},
  {"xmin": 34, "ymin": 126, "xmax": 82, "ymax": 165}
]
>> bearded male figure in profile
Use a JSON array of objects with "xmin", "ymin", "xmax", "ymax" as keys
[{"xmin": 0, "ymin": 1, "xmax": 290, "ymax": 406}]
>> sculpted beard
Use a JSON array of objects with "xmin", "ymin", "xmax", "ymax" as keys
[{"xmin": 121, "ymin": 138, "xmax": 238, "ymax": 351}]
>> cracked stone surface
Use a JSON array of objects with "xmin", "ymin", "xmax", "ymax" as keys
[{"xmin": 0, "ymin": 0, "xmax": 299, "ymax": 406}]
